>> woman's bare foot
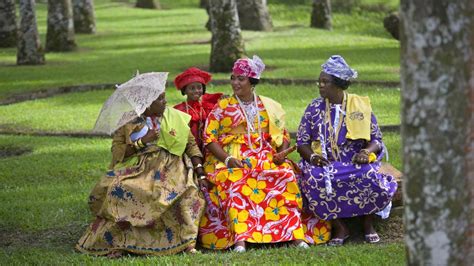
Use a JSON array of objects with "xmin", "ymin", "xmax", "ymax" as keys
[{"xmin": 107, "ymin": 250, "xmax": 123, "ymax": 259}]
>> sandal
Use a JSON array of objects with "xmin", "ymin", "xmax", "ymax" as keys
[
  {"xmin": 292, "ymin": 240, "xmax": 310, "ymax": 249},
  {"xmin": 364, "ymin": 233, "xmax": 380, "ymax": 244},
  {"xmin": 296, "ymin": 241, "xmax": 310, "ymax": 249},
  {"xmin": 233, "ymin": 245, "xmax": 246, "ymax": 253},
  {"xmin": 327, "ymin": 235, "xmax": 349, "ymax": 247}
]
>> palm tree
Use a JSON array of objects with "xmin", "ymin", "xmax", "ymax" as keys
[
  {"xmin": 46, "ymin": 0, "xmax": 77, "ymax": 51},
  {"xmin": 209, "ymin": 0, "xmax": 245, "ymax": 72},
  {"xmin": 0, "ymin": 0, "xmax": 18, "ymax": 48},
  {"xmin": 72, "ymin": 0, "xmax": 96, "ymax": 34},
  {"xmin": 237, "ymin": 0, "xmax": 272, "ymax": 31},
  {"xmin": 17, "ymin": 0, "xmax": 45, "ymax": 65},
  {"xmin": 311, "ymin": 0, "xmax": 332, "ymax": 30}
]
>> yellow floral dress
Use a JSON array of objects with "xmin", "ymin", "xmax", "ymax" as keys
[
  {"xmin": 76, "ymin": 114, "xmax": 205, "ymax": 256},
  {"xmin": 199, "ymin": 95, "xmax": 330, "ymax": 249}
]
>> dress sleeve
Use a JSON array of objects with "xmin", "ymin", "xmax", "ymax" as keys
[
  {"xmin": 203, "ymin": 101, "xmax": 222, "ymax": 144},
  {"xmin": 185, "ymin": 131, "xmax": 203, "ymax": 158},
  {"xmin": 296, "ymin": 102, "xmax": 315, "ymax": 146},
  {"xmin": 370, "ymin": 112, "xmax": 384, "ymax": 150},
  {"xmin": 110, "ymin": 125, "xmax": 133, "ymax": 168}
]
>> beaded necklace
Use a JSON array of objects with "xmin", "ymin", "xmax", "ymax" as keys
[
  {"xmin": 235, "ymin": 92, "xmax": 263, "ymax": 153},
  {"xmin": 324, "ymin": 92, "xmax": 347, "ymax": 161}
]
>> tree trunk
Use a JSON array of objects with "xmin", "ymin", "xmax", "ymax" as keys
[
  {"xmin": 72, "ymin": 0, "xmax": 96, "ymax": 34},
  {"xmin": 46, "ymin": 0, "xmax": 76, "ymax": 52},
  {"xmin": 209, "ymin": 0, "xmax": 245, "ymax": 72},
  {"xmin": 400, "ymin": 1, "xmax": 474, "ymax": 265},
  {"xmin": 135, "ymin": 0, "xmax": 160, "ymax": 9},
  {"xmin": 310, "ymin": 0, "xmax": 331, "ymax": 30},
  {"xmin": 200, "ymin": 0, "xmax": 208, "ymax": 9},
  {"xmin": 236, "ymin": 0, "xmax": 272, "ymax": 31},
  {"xmin": 17, "ymin": 0, "xmax": 45, "ymax": 65},
  {"xmin": 383, "ymin": 12, "xmax": 399, "ymax": 41},
  {"xmin": 0, "ymin": 0, "xmax": 18, "ymax": 48}
]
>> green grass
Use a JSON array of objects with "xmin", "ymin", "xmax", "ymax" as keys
[
  {"xmin": 0, "ymin": 0, "xmax": 404, "ymax": 264},
  {"xmin": 0, "ymin": 84, "xmax": 400, "ymax": 133},
  {"xmin": 1, "ymin": 243, "xmax": 405, "ymax": 265},
  {"xmin": 0, "ymin": 131, "xmax": 401, "ymax": 232},
  {"xmin": 0, "ymin": 134, "xmax": 403, "ymax": 265},
  {"xmin": 0, "ymin": 0, "xmax": 399, "ymax": 100}
]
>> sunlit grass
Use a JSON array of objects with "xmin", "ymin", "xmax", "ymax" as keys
[
  {"xmin": 0, "ymin": 84, "xmax": 400, "ymax": 133},
  {"xmin": 0, "ymin": 0, "xmax": 399, "ymax": 99},
  {"xmin": 0, "ymin": 0, "xmax": 404, "ymax": 264}
]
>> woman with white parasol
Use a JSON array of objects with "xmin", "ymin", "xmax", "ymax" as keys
[{"xmin": 76, "ymin": 72, "xmax": 206, "ymax": 257}]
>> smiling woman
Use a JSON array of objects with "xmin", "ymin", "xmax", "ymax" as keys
[{"xmin": 198, "ymin": 55, "xmax": 330, "ymax": 252}]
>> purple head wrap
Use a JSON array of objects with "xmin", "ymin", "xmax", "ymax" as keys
[{"xmin": 321, "ymin": 55, "xmax": 358, "ymax": 81}]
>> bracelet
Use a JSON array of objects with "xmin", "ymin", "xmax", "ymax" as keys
[
  {"xmin": 138, "ymin": 138, "xmax": 145, "ymax": 148},
  {"xmin": 224, "ymin": 156, "xmax": 234, "ymax": 167},
  {"xmin": 309, "ymin": 153, "xmax": 318, "ymax": 163},
  {"xmin": 360, "ymin": 149, "xmax": 370, "ymax": 155},
  {"xmin": 194, "ymin": 163, "xmax": 203, "ymax": 170},
  {"xmin": 199, "ymin": 175, "xmax": 207, "ymax": 180},
  {"xmin": 133, "ymin": 140, "xmax": 141, "ymax": 150}
]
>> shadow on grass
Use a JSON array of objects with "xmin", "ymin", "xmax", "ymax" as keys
[{"xmin": 0, "ymin": 221, "xmax": 86, "ymax": 252}]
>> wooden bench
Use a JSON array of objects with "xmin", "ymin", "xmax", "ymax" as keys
[{"xmin": 380, "ymin": 162, "xmax": 403, "ymax": 207}]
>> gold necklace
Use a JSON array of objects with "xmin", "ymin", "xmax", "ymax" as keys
[{"xmin": 325, "ymin": 92, "xmax": 347, "ymax": 161}]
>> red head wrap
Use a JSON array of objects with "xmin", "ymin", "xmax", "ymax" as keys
[{"xmin": 174, "ymin": 67, "xmax": 212, "ymax": 90}]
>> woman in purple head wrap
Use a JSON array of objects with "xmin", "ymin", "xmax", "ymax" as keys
[{"xmin": 296, "ymin": 55, "xmax": 398, "ymax": 246}]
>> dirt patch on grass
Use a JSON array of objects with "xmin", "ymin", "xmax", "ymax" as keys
[{"xmin": 0, "ymin": 144, "xmax": 32, "ymax": 159}]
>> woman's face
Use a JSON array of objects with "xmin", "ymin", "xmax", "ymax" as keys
[
  {"xmin": 317, "ymin": 72, "xmax": 337, "ymax": 99},
  {"xmin": 183, "ymin": 82, "xmax": 204, "ymax": 102},
  {"xmin": 231, "ymin": 74, "xmax": 253, "ymax": 99},
  {"xmin": 148, "ymin": 92, "xmax": 166, "ymax": 116}
]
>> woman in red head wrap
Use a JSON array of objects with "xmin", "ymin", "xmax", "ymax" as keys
[{"xmin": 173, "ymin": 67, "xmax": 223, "ymax": 152}]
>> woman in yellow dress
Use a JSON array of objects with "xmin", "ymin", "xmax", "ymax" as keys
[
  {"xmin": 198, "ymin": 56, "xmax": 330, "ymax": 252},
  {"xmin": 76, "ymin": 73, "xmax": 206, "ymax": 257}
]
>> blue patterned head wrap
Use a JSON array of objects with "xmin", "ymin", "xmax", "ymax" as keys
[{"xmin": 321, "ymin": 55, "xmax": 358, "ymax": 81}]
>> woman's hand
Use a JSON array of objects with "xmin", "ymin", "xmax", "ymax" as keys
[
  {"xmin": 273, "ymin": 154, "xmax": 285, "ymax": 165},
  {"xmin": 141, "ymin": 129, "xmax": 159, "ymax": 144},
  {"xmin": 273, "ymin": 145, "xmax": 296, "ymax": 165},
  {"xmin": 352, "ymin": 149, "xmax": 370, "ymax": 164},
  {"xmin": 227, "ymin": 157, "xmax": 244, "ymax": 168},
  {"xmin": 310, "ymin": 154, "xmax": 330, "ymax": 167},
  {"xmin": 198, "ymin": 178, "xmax": 213, "ymax": 190}
]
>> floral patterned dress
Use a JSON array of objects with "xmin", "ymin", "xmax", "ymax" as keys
[
  {"xmin": 198, "ymin": 95, "xmax": 330, "ymax": 249},
  {"xmin": 297, "ymin": 97, "xmax": 398, "ymax": 220},
  {"xmin": 76, "ymin": 114, "xmax": 205, "ymax": 256}
]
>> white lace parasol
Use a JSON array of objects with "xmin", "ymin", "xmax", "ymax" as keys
[{"xmin": 93, "ymin": 72, "xmax": 168, "ymax": 135}]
